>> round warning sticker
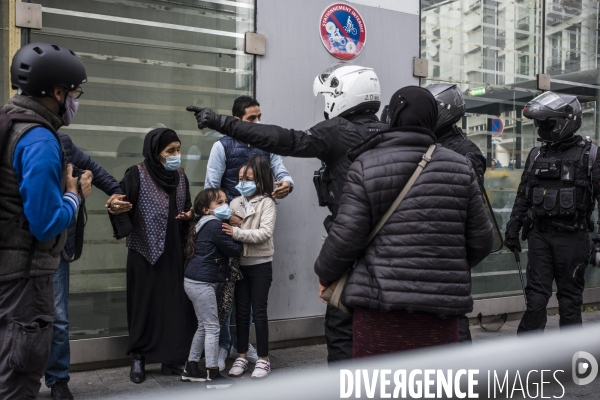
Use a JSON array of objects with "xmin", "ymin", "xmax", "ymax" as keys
[{"xmin": 319, "ymin": 3, "xmax": 366, "ymax": 60}]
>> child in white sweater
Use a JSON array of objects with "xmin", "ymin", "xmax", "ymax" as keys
[{"xmin": 222, "ymin": 155, "xmax": 276, "ymax": 379}]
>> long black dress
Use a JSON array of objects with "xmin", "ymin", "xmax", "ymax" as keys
[{"xmin": 121, "ymin": 166, "xmax": 195, "ymax": 364}]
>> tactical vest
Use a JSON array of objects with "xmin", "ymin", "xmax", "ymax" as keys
[
  {"xmin": 525, "ymin": 140, "xmax": 597, "ymax": 229},
  {"xmin": 0, "ymin": 118, "xmax": 67, "ymax": 282},
  {"xmin": 219, "ymin": 136, "xmax": 270, "ymax": 202},
  {"xmin": 126, "ymin": 164, "xmax": 187, "ymax": 265}
]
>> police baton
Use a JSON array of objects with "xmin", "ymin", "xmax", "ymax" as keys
[{"xmin": 512, "ymin": 250, "xmax": 527, "ymax": 305}]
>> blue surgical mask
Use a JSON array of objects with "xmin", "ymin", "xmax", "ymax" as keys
[
  {"xmin": 211, "ymin": 204, "xmax": 232, "ymax": 220},
  {"xmin": 236, "ymin": 181, "xmax": 257, "ymax": 197},
  {"xmin": 162, "ymin": 154, "xmax": 181, "ymax": 171}
]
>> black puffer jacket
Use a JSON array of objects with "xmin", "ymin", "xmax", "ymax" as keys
[
  {"xmin": 314, "ymin": 128, "xmax": 494, "ymax": 316},
  {"xmin": 59, "ymin": 133, "xmax": 123, "ymax": 258}
]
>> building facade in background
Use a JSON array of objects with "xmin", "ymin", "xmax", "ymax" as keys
[
  {"xmin": 421, "ymin": 0, "xmax": 600, "ymax": 300},
  {"xmin": 0, "ymin": 0, "xmax": 598, "ymax": 365}
]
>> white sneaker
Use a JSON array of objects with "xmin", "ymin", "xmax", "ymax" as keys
[
  {"xmin": 251, "ymin": 359, "xmax": 270, "ymax": 379},
  {"xmin": 228, "ymin": 357, "xmax": 248, "ymax": 377},
  {"xmin": 246, "ymin": 344, "xmax": 258, "ymax": 364},
  {"xmin": 217, "ymin": 347, "xmax": 228, "ymax": 372}
]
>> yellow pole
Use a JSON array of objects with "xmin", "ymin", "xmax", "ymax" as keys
[{"xmin": 3, "ymin": 0, "xmax": 22, "ymax": 100}]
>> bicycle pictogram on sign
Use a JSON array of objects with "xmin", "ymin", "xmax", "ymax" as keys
[{"xmin": 319, "ymin": 3, "xmax": 367, "ymax": 60}]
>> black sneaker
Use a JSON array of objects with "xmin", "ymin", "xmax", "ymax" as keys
[
  {"xmin": 206, "ymin": 369, "xmax": 234, "ymax": 389},
  {"xmin": 51, "ymin": 381, "xmax": 74, "ymax": 400},
  {"xmin": 181, "ymin": 360, "xmax": 207, "ymax": 382}
]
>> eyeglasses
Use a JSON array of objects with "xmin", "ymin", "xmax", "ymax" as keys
[{"xmin": 68, "ymin": 87, "xmax": 84, "ymax": 99}]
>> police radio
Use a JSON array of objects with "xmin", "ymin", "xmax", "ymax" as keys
[{"xmin": 313, "ymin": 163, "xmax": 333, "ymax": 207}]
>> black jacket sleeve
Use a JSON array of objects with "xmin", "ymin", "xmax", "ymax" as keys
[
  {"xmin": 464, "ymin": 169, "xmax": 494, "ymax": 267},
  {"xmin": 108, "ymin": 166, "xmax": 139, "ymax": 239},
  {"xmin": 210, "ymin": 222, "xmax": 243, "ymax": 258},
  {"xmin": 507, "ymin": 148, "xmax": 536, "ymax": 227},
  {"xmin": 218, "ymin": 116, "xmax": 340, "ymax": 161},
  {"xmin": 314, "ymin": 159, "xmax": 372, "ymax": 283},
  {"xmin": 61, "ymin": 134, "xmax": 124, "ymax": 196}
]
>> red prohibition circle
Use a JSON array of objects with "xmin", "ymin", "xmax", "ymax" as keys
[{"xmin": 319, "ymin": 3, "xmax": 367, "ymax": 60}]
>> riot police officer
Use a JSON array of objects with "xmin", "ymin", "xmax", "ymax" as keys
[
  {"xmin": 187, "ymin": 64, "xmax": 388, "ymax": 363},
  {"xmin": 426, "ymin": 83, "xmax": 487, "ymax": 343},
  {"xmin": 504, "ymin": 91, "xmax": 600, "ymax": 334}
]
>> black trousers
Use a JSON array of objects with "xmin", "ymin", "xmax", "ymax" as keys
[
  {"xmin": 325, "ymin": 305, "xmax": 353, "ymax": 363},
  {"xmin": 518, "ymin": 228, "xmax": 589, "ymax": 335},
  {"xmin": 235, "ymin": 262, "xmax": 272, "ymax": 358},
  {"xmin": 0, "ymin": 275, "xmax": 54, "ymax": 399},
  {"xmin": 458, "ymin": 314, "xmax": 472, "ymax": 343}
]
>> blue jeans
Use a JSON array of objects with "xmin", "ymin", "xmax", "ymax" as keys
[{"xmin": 45, "ymin": 256, "xmax": 70, "ymax": 387}]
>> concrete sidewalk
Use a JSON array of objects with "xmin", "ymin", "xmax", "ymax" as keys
[{"xmin": 38, "ymin": 310, "xmax": 600, "ymax": 399}]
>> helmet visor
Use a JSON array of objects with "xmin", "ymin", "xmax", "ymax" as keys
[
  {"xmin": 528, "ymin": 92, "xmax": 563, "ymax": 110},
  {"xmin": 313, "ymin": 62, "xmax": 349, "ymax": 96}
]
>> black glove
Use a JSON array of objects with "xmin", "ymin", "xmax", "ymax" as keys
[
  {"xmin": 186, "ymin": 106, "xmax": 224, "ymax": 131},
  {"xmin": 590, "ymin": 236, "xmax": 600, "ymax": 267},
  {"xmin": 504, "ymin": 218, "xmax": 522, "ymax": 253}
]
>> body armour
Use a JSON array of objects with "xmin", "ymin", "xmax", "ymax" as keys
[
  {"xmin": 126, "ymin": 164, "xmax": 186, "ymax": 265},
  {"xmin": 0, "ymin": 95, "xmax": 67, "ymax": 282},
  {"xmin": 219, "ymin": 136, "xmax": 270, "ymax": 202},
  {"xmin": 524, "ymin": 138, "xmax": 596, "ymax": 230}
]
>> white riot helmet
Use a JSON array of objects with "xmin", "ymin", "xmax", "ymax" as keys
[{"xmin": 313, "ymin": 64, "xmax": 381, "ymax": 119}]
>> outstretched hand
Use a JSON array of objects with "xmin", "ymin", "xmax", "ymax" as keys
[
  {"xmin": 175, "ymin": 208, "xmax": 194, "ymax": 221},
  {"xmin": 186, "ymin": 106, "xmax": 221, "ymax": 131}
]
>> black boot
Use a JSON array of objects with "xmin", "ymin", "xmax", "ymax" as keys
[
  {"xmin": 51, "ymin": 381, "xmax": 74, "ymax": 400},
  {"xmin": 206, "ymin": 368, "xmax": 234, "ymax": 389},
  {"xmin": 161, "ymin": 362, "xmax": 185, "ymax": 375},
  {"xmin": 181, "ymin": 360, "xmax": 207, "ymax": 382},
  {"xmin": 130, "ymin": 353, "xmax": 145, "ymax": 384}
]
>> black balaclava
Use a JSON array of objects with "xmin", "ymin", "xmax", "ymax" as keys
[
  {"xmin": 142, "ymin": 128, "xmax": 181, "ymax": 193},
  {"xmin": 537, "ymin": 119, "xmax": 556, "ymax": 142},
  {"xmin": 388, "ymin": 86, "xmax": 439, "ymax": 132}
]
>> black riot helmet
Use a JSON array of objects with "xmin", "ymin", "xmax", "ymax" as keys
[
  {"xmin": 523, "ymin": 91, "xmax": 582, "ymax": 142},
  {"xmin": 11, "ymin": 42, "xmax": 87, "ymax": 98},
  {"xmin": 425, "ymin": 83, "xmax": 466, "ymax": 134}
]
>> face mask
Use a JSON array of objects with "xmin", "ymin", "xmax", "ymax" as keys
[
  {"xmin": 162, "ymin": 154, "xmax": 181, "ymax": 171},
  {"xmin": 63, "ymin": 96, "xmax": 79, "ymax": 126},
  {"xmin": 254, "ymin": 121, "xmax": 262, "ymax": 124},
  {"xmin": 236, "ymin": 181, "xmax": 257, "ymax": 197},
  {"xmin": 210, "ymin": 204, "xmax": 232, "ymax": 221}
]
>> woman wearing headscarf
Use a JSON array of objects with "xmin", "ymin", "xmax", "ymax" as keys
[
  {"xmin": 111, "ymin": 128, "xmax": 195, "ymax": 383},
  {"xmin": 314, "ymin": 86, "xmax": 494, "ymax": 357}
]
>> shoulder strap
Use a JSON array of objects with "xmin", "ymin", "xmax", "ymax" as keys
[
  {"xmin": 527, "ymin": 146, "xmax": 542, "ymax": 173},
  {"xmin": 366, "ymin": 144, "xmax": 436, "ymax": 246}
]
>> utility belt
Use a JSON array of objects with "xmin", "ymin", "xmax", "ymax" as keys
[{"xmin": 529, "ymin": 215, "xmax": 592, "ymax": 233}]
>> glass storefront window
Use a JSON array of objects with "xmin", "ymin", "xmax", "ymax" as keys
[
  {"xmin": 421, "ymin": 0, "xmax": 600, "ymax": 299},
  {"xmin": 30, "ymin": 0, "xmax": 255, "ymax": 339}
]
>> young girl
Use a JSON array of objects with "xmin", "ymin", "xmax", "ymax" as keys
[
  {"xmin": 223, "ymin": 155, "xmax": 276, "ymax": 379},
  {"xmin": 182, "ymin": 188, "xmax": 242, "ymax": 388}
]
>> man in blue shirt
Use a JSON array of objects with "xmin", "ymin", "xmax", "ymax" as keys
[
  {"xmin": 204, "ymin": 96, "xmax": 294, "ymax": 370},
  {"xmin": 0, "ymin": 43, "xmax": 92, "ymax": 399}
]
